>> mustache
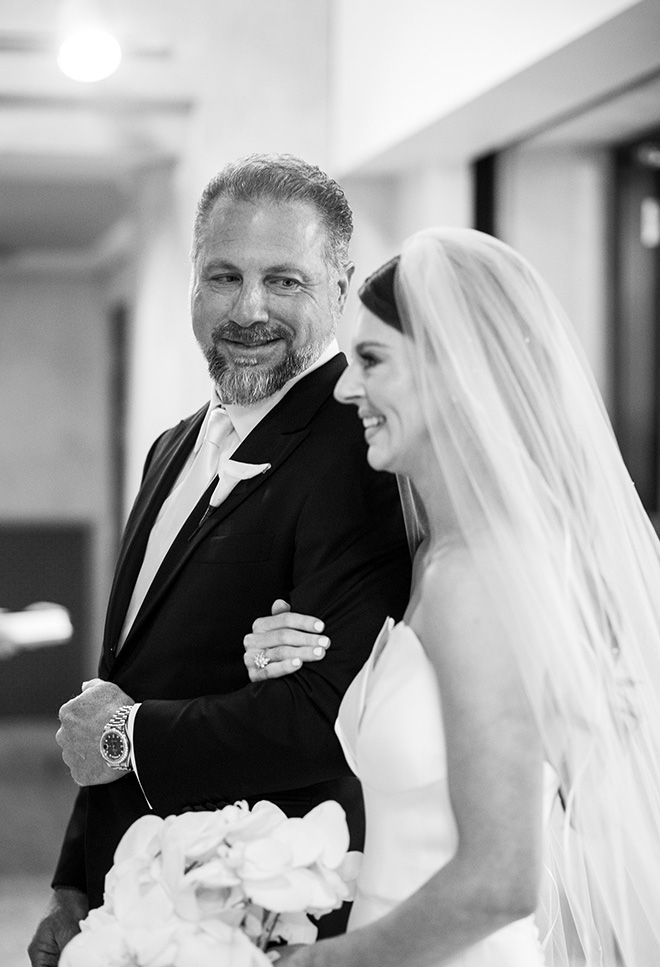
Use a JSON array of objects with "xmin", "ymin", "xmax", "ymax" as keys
[{"xmin": 211, "ymin": 322, "xmax": 290, "ymax": 345}]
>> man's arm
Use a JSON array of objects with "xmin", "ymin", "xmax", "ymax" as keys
[
  {"xmin": 37, "ymin": 420, "xmax": 197, "ymax": 952},
  {"xmin": 132, "ymin": 455, "xmax": 410, "ymax": 814}
]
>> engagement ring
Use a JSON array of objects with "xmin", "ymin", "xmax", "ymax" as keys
[{"xmin": 253, "ymin": 650, "xmax": 270, "ymax": 669}]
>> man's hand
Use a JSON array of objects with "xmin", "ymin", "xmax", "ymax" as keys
[
  {"xmin": 57, "ymin": 679, "xmax": 134, "ymax": 785},
  {"xmin": 28, "ymin": 887, "xmax": 88, "ymax": 966},
  {"xmin": 269, "ymin": 944, "xmax": 309, "ymax": 964}
]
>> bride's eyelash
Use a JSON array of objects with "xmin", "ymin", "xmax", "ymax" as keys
[{"xmin": 356, "ymin": 350, "xmax": 378, "ymax": 369}]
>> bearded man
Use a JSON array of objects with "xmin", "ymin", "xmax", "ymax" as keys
[{"xmin": 29, "ymin": 153, "xmax": 411, "ymax": 965}]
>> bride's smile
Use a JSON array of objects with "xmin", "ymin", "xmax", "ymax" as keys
[{"xmin": 335, "ymin": 307, "xmax": 430, "ymax": 477}]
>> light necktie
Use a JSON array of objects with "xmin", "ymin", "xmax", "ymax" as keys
[
  {"xmin": 160, "ymin": 405, "xmax": 236, "ymax": 530},
  {"xmin": 118, "ymin": 407, "xmax": 236, "ymax": 649}
]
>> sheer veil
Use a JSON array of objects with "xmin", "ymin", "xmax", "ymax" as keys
[{"xmin": 393, "ymin": 228, "xmax": 660, "ymax": 966}]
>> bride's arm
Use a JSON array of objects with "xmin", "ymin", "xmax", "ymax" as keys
[{"xmin": 281, "ymin": 551, "xmax": 545, "ymax": 967}]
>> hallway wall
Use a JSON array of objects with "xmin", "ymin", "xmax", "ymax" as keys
[
  {"xmin": 0, "ymin": 267, "xmax": 116, "ymax": 671},
  {"xmin": 330, "ymin": 0, "xmax": 640, "ymax": 173},
  {"xmin": 498, "ymin": 145, "xmax": 613, "ymax": 402}
]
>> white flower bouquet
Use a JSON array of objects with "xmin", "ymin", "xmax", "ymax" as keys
[{"xmin": 60, "ymin": 799, "xmax": 360, "ymax": 967}]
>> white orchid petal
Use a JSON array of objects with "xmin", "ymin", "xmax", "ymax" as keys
[
  {"xmin": 175, "ymin": 923, "xmax": 271, "ymax": 967},
  {"xmin": 271, "ymin": 818, "xmax": 323, "ymax": 867},
  {"xmin": 335, "ymin": 850, "xmax": 362, "ymax": 891},
  {"xmin": 59, "ymin": 923, "xmax": 128, "ymax": 967},
  {"xmin": 239, "ymin": 838, "xmax": 293, "ymax": 878},
  {"xmin": 124, "ymin": 924, "xmax": 178, "ymax": 966},
  {"xmin": 113, "ymin": 814, "xmax": 164, "ymax": 867},
  {"xmin": 302, "ymin": 801, "xmax": 350, "ymax": 868},
  {"xmin": 184, "ymin": 856, "xmax": 239, "ymax": 888},
  {"xmin": 245, "ymin": 868, "xmax": 337, "ymax": 913},
  {"xmin": 113, "ymin": 874, "xmax": 174, "ymax": 929},
  {"xmin": 225, "ymin": 801, "xmax": 288, "ymax": 843}
]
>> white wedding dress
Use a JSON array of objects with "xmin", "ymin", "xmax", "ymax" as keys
[{"xmin": 336, "ymin": 618, "xmax": 558, "ymax": 966}]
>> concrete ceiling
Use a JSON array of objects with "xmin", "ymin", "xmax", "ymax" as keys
[
  {"xmin": 0, "ymin": 174, "xmax": 129, "ymax": 256},
  {"xmin": 1, "ymin": 1, "xmax": 659, "ymax": 259},
  {"xmin": 0, "ymin": 0, "xmax": 196, "ymax": 260},
  {"xmin": 345, "ymin": 1, "xmax": 660, "ymax": 173},
  {"xmin": 527, "ymin": 73, "xmax": 660, "ymax": 149}
]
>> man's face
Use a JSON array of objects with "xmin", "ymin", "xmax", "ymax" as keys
[{"xmin": 191, "ymin": 196, "xmax": 352, "ymax": 405}]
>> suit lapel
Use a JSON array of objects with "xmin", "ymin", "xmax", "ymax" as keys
[
  {"xmin": 103, "ymin": 406, "xmax": 207, "ymax": 658},
  {"xmin": 110, "ymin": 355, "xmax": 346, "ymax": 667}
]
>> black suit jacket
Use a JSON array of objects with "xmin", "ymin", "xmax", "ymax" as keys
[{"xmin": 53, "ymin": 354, "xmax": 411, "ymax": 913}]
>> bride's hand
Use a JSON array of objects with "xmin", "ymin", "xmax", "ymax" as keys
[
  {"xmin": 243, "ymin": 599, "xmax": 330, "ymax": 681},
  {"xmin": 268, "ymin": 944, "xmax": 307, "ymax": 963}
]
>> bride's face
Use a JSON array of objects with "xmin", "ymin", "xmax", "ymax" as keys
[{"xmin": 335, "ymin": 306, "xmax": 428, "ymax": 475}]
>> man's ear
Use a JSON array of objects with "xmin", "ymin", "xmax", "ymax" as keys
[
  {"xmin": 188, "ymin": 267, "xmax": 198, "ymax": 313},
  {"xmin": 337, "ymin": 263, "xmax": 355, "ymax": 311}
]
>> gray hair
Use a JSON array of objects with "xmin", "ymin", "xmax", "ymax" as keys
[{"xmin": 191, "ymin": 153, "xmax": 353, "ymax": 272}]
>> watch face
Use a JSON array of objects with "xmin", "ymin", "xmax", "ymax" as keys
[{"xmin": 101, "ymin": 728, "xmax": 128, "ymax": 763}]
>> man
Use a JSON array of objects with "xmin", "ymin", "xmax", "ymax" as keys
[{"xmin": 29, "ymin": 153, "xmax": 411, "ymax": 965}]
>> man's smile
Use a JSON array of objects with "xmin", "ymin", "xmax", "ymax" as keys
[
  {"xmin": 223, "ymin": 336, "xmax": 282, "ymax": 347},
  {"xmin": 216, "ymin": 335, "xmax": 286, "ymax": 368}
]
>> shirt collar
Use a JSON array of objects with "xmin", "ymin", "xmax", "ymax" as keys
[{"xmin": 195, "ymin": 340, "xmax": 340, "ymax": 451}]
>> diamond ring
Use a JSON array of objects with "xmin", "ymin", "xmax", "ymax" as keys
[{"xmin": 253, "ymin": 650, "xmax": 270, "ymax": 670}]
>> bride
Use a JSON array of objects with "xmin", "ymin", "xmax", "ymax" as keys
[{"xmin": 244, "ymin": 228, "xmax": 660, "ymax": 966}]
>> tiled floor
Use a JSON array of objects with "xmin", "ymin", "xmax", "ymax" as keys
[{"xmin": 0, "ymin": 719, "xmax": 78, "ymax": 967}]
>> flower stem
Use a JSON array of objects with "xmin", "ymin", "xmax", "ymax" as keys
[{"xmin": 257, "ymin": 910, "xmax": 280, "ymax": 951}]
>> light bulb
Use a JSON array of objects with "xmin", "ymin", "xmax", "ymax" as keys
[{"xmin": 57, "ymin": 28, "xmax": 122, "ymax": 83}]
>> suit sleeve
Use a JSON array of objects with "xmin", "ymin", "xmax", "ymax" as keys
[
  {"xmin": 132, "ymin": 442, "xmax": 411, "ymax": 814},
  {"xmin": 51, "ymin": 411, "xmax": 201, "ymax": 892},
  {"xmin": 50, "ymin": 788, "xmax": 89, "ymax": 892},
  {"xmin": 49, "ymin": 430, "xmax": 178, "ymax": 893}
]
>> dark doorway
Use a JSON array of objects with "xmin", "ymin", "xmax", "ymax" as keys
[
  {"xmin": 109, "ymin": 301, "xmax": 129, "ymax": 555},
  {"xmin": 0, "ymin": 523, "xmax": 90, "ymax": 717},
  {"xmin": 473, "ymin": 152, "xmax": 498, "ymax": 237},
  {"xmin": 612, "ymin": 130, "xmax": 660, "ymax": 519}
]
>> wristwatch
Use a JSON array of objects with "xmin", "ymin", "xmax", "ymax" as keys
[{"xmin": 99, "ymin": 705, "xmax": 134, "ymax": 771}]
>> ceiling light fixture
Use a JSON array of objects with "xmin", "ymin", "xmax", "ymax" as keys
[{"xmin": 57, "ymin": 27, "xmax": 122, "ymax": 82}]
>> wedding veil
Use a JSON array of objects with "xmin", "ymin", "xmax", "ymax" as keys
[{"xmin": 391, "ymin": 228, "xmax": 660, "ymax": 966}]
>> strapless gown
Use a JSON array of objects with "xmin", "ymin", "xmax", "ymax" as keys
[{"xmin": 336, "ymin": 618, "xmax": 557, "ymax": 966}]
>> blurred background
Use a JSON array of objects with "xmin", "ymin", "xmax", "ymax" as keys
[{"xmin": 1, "ymin": 0, "xmax": 659, "ymax": 962}]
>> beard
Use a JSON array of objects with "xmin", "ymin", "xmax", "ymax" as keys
[{"xmin": 201, "ymin": 321, "xmax": 332, "ymax": 405}]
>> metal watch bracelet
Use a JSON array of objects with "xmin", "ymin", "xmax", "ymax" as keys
[{"xmin": 100, "ymin": 704, "xmax": 134, "ymax": 771}]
